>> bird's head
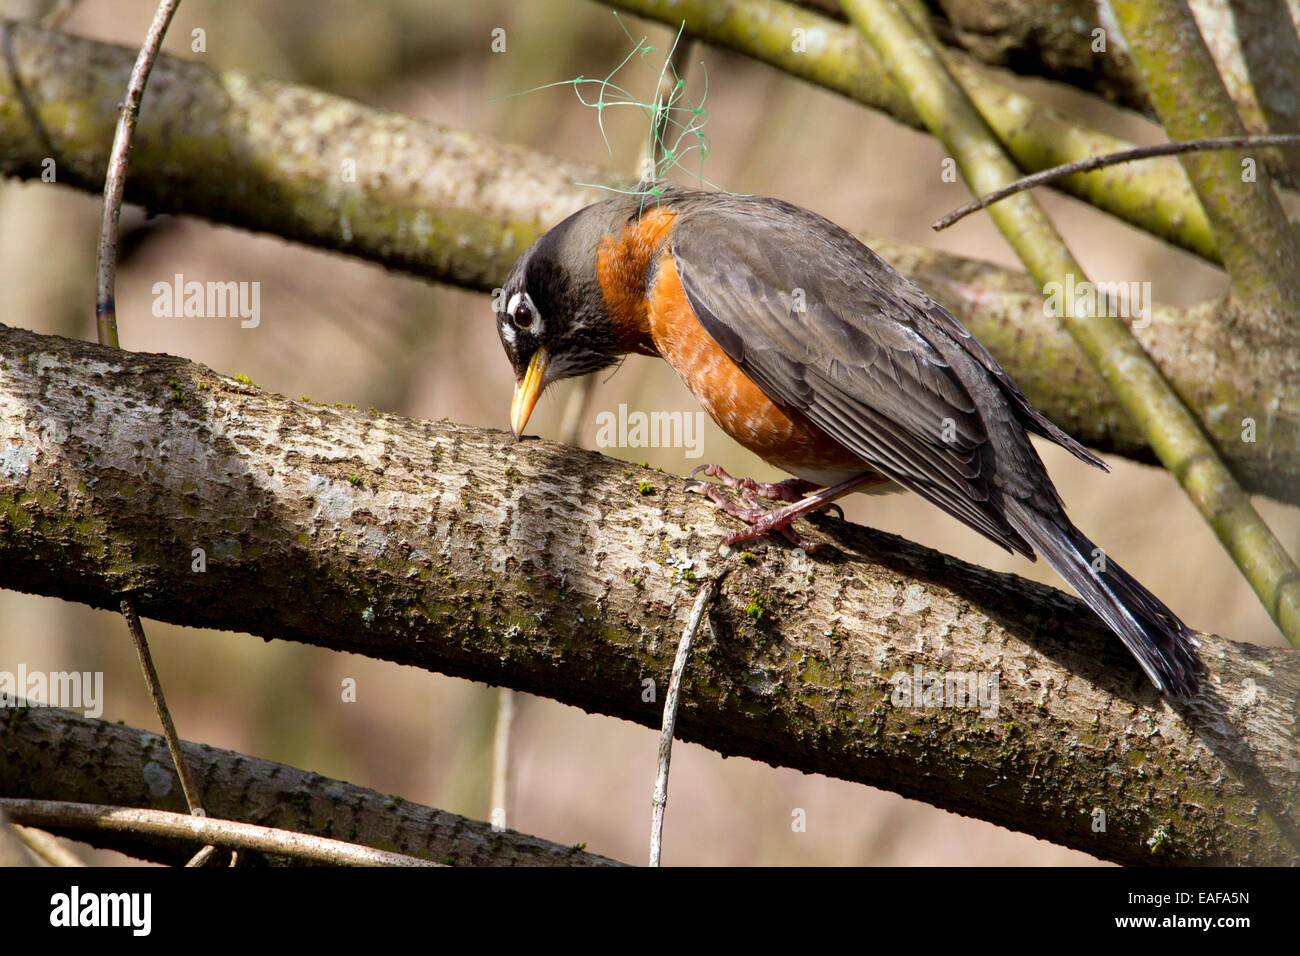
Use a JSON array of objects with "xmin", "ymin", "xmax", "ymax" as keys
[{"xmin": 496, "ymin": 198, "xmax": 640, "ymax": 437}]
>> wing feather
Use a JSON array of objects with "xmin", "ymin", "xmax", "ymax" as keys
[{"xmin": 667, "ymin": 193, "xmax": 1061, "ymax": 557}]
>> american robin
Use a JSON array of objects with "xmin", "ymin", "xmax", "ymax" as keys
[{"xmin": 495, "ymin": 186, "xmax": 1204, "ymax": 696}]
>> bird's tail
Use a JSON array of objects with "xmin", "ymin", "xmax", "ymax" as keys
[{"xmin": 1006, "ymin": 501, "xmax": 1205, "ymax": 696}]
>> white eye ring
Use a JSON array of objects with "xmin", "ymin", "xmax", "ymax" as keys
[{"xmin": 507, "ymin": 291, "xmax": 541, "ymax": 333}]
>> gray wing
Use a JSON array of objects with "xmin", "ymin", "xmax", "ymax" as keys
[{"xmin": 668, "ymin": 194, "xmax": 1103, "ymax": 558}]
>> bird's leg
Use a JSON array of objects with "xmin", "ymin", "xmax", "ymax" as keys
[{"xmin": 688, "ymin": 469, "xmax": 884, "ymax": 550}]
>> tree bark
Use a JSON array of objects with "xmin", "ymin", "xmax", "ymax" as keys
[
  {"xmin": 0, "ymin": 322, "xmax": 1296, "ymax": 865},
  {"xmin": 0, "ymin": 18, "xmax": 609, "ymax": 293},
  {"xmin": 0, "ymin": 705, "xmax": 622, "ymax": 866},
  {"xmin": 604, "ymin": 0, "xmax": 1222, "ymax": 257},
  {"xmin": 0, "ymin": 20, "xmax": 1296, "ymax": 504},
  {"xmin": 786, "ymin": 0, "xmax": 1300, "ymax": 186},
  {"xmin": 1109, "ymin": 0, "xmax": 1300, "ymax": 334}
]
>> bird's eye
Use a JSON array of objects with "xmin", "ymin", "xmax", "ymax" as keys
[{"xmin": 506, "ymin": 291, "xmax": 539, "ymax": 333}]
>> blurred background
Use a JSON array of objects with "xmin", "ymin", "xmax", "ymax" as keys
[{"xmin": 1, "ymin": 0, "xmax": 1294, "ymax": 865}]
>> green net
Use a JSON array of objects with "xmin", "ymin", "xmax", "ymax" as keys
[{"xmin": 501, "ymin": 14, "xmax": 727, "ymax": 199}]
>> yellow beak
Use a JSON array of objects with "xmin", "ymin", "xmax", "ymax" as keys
[{"xmin": 510, "ymin": 349, "xmax": 548, "ymax": 438}]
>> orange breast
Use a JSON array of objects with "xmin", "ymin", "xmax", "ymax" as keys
[{"xmin": 596, "ymin": 210, "xmax": 865, "ymax": 479}]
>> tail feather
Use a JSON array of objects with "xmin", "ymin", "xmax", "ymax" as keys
[{"xmin": 1006, "ymin": 501, "xmax": 1205, "ymax": 696}]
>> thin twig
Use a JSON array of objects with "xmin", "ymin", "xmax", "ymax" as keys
[
  {"xmin": 0, "ymin": 800, "xmax": 440, "ymax": 867},
  {"xmin": 934, "ymin": 133, "xmax": 1300, "ymax": 231},
  {"xmin": 94, "ymin": 0, "xmax": 180, "ymax": 348},
  {"xmin": 119, "ymin": 600, "xmax": 205, "ymax": 816},
  {"xmin": 92, "ymin": 0, "xmax": 218, "ymax": 860},
  {"xmin": 487, "ymin": 363, "xmax": 596, "ymax": 830},
  {"xmin": 12, "ymin": 824, "xmax": 85, "ymax": 866},
  {"xmin": 185, "ymin": 844, "xmax": 221, "ymax": 867},
  {"xmin": 649, "ymin": 576, "xmax": 718, "ymax": 867},
  {"xmin": 491, "ymin": 227, "xmax": 637, "ymax": 826},
  {"xmin": 490, "ymin": 685, "xmax": 515, "ymax": 831}
]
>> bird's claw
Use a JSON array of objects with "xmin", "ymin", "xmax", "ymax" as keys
[
  {"xmin": 687, "ymin": 463, "xmax": 816, "ymax": 502},
  {"xmin": 819, "ymin": 502, "xmax": 846, "ymax": 522},
  {"xmin": 685, "ymin": 463, "xmax": 828, "ymax": 550},
  {"xmin": 720, "ymin": 508, "xmax": 823, "ymax": 551}
]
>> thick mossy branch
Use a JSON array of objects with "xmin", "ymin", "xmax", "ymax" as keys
[
  {"xmin": 0, "ymin": 21, "xmax": 1295, "ymax": 503},
  {"xmin": 0, "ymin": 19, "xmax": 611, "ymax": 293},
  {"xmin": 0, "ymin": 323, "xmax": 1296, "ymax": 865},
  {"xmin": 0, "ymin": 705, "xmax": 623, "ymax": 866}
]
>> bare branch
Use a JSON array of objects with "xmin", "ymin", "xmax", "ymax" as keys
[
  {"xmin": 94, "ymin": 0, "xmax": 180, "ymax": 346},
  {"xmin": 1, "ymin": 799, "xmax": 439, "ymax": 866},
  {"xmin": 0, "ymin": 705, "xmax": 624, "ymax": 867},
  {"xmin": 650, "ymin": 575, "xmax": 719, "ymax": 866},
  {"xmin": 934, "ymin": 135, "xmax": 1300, "ymax": 231}
]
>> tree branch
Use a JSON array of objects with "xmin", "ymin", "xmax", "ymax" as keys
[
  {"xmin": 602, "ymin": 0, "xmax": 1219, "ymax": 260},
  {"xmin": 0, "ymin": 21, "xmax": 1295, "ymax": 503},
  {"xmin": 1, "ymin": 799, "xmax": 439, "ymax": 866},
  {"xmin": 0, "ymin": 322, "xmax": 1295, "ymax": 865},
  {"xmin": 0, "ymin": 18, "xmax": 610, "ymax": 293},
  {"xmin": 0, "ymin": 705, "xmax": 621, "ymax": 866},
  {"xmin": 1108, "ymin": 0, "xmax": 1300, "ymax": 336},
  {"xmin": 799, "ymin": 0, "xmax": 1300, "ymax": 184}
]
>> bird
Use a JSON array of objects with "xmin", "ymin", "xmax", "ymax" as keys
[{"xmin": 494, "ymin": 185, "xmax": 1204, "ymax": 696}]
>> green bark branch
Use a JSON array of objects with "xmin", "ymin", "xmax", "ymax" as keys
[
  {"xmin": 604, "ymin": 0, "xmax": 1218, "ymax": 261},
  {"xmin": 840, "ymin": 0, "xmax": 1300, "ymax": 648},
  {"xmin": 798, "ymin": 0, "xmax": 1300, "ymax": 187},
  {"xmin": 1108, "ymin": 0, "xmax": 1300, "ymax": 338}
]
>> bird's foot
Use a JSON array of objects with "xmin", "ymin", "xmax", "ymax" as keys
[
  {"xmin": 687, "ymin": 464, "xmax": 818, "ymax": 504},
  {"xmin": 686, "ymin": 464, "xmax": 843, "ymax": 551}
]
